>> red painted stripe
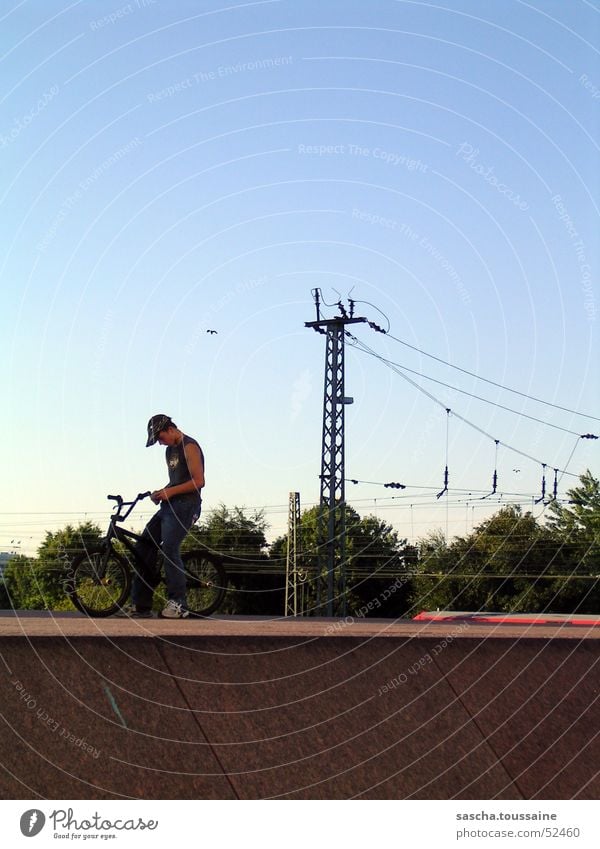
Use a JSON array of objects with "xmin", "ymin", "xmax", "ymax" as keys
[{"xmin": 414, "ymin": 611, "xmax": 600, "ymax": 626}]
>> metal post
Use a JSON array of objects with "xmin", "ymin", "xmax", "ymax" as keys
[
  {"xmin": 284, "ymin": 492, "xmax": 301, "ymax": 616},
  {"xmin": 306, "ymin": 290, "xmax": 366, "ymax": 617},
  {"xmin": 321, "ymin": 323, "xmax": 346, "ymax": 616}
]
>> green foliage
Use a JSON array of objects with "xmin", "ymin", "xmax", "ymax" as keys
[
  {"xmin": 5, "ymin": 474, "xmax": 599, "ymax": 615},
  {"xmin": 3, "ymin": 555, "xmax": 38, "ymax": 610},
  {"xmin": 546, "ymin": 469, "xmax": 600, "ymax": 573},
  {"xmin": 4, "ymin": 522, "xmax": 102, "ymax": 610},
  {"xmin": 37, "ymin": 522, "xmax": 104, "ymax": 564},
  {"xmin": 271, "ymin": 504, "xmax": 415, "ymax": 617},
  {"xmin": 410, "ymin": 486, "xmax": 600, "ymax": 615},
  {"xmin": 184, "ymin": 503, "xmax": 268, "ymax": 556},
  {"xmin": 345, "ymin": 510, "xmax": 414, "ymax": 616},
  {"xmin": 183, "ymin": 504, "xmax": 274, "ymax": 615}
]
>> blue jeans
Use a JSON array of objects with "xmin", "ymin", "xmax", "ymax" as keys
[{"xmin": 131, "ymin": 497, "xmax": 201, "ymax": 609}]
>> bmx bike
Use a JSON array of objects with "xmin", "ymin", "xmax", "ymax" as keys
[{"xmin": 65, "ymin": 492, "xmax": 227, "ymax": 618}]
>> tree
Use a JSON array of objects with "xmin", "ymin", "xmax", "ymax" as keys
[
  {"xmin": 545, "ymin": 470, "xmax": 600, "ymax": 572},
  {"xmin": 4, "ymin": 507, "xmax": 273, "ymax": 613},
  {"xmin": 184, "ymin": 504, "xmax": 275, "ymax": 615},
  {"xmin": 408, "ymin": 529, "xmax": 457, "ymax": 615},
  {"xmin": 2, "ymin": 555, "xmax": 40, "ymax": 610},
  {"xmin": 410, "ymin": 500, "xmax": 599, "ymax": 615},
  {"xmin": 184, "ymin": 503, "xmax": 268, "ymax": 556},
  {"xmin": 542, "ymin": 470, "xmax": 600, "ymax": 612},
  {"xmin": 270, "ymin": 504, "xmax": 415, "ymax": 617},
  {"xmin": 4, "ymin": 522, "xmax": 103, "ymax": 610}
]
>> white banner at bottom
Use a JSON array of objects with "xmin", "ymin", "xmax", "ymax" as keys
[{"xmin": 0, "ymin": 800, "xmax": 598, "ymax": 848}]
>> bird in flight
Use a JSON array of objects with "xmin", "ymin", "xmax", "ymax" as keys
[{"xmin": 206, "ymin": 329, "xmax": 218, "ymax": 335}]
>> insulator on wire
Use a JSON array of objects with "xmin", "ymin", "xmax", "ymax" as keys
[
  {"xmin": 535, "ymin": 463, "xmax": 547, "ymax": 504},
  {"xmin": 492, "ymin": 439, "xmax": 499, "ymax": 494},
  {"xmin": 581, "ymin": 433, "xmax": 598, "ymax": 439},
  {"xmin": 313, "ymin": 288, "xmax": 320, "ymax": 318},
  {"xmin": 437, "ymin": 409, "xmax": 451, "ymax": 498},
  {"xmin": 437, "ymin": 466, "xmax": 449, "ymax": 499},
  {"xmin": 384, "ymin": 482, "xmax": 406, "ymax": 489},
  {"xmin": 481, "ymin": 439, "xmax": 500, "ymax": 499}
]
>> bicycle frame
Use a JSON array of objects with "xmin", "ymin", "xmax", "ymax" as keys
[
  {"xmin": 68, "ymin": 491, "xmax": 228, "ymax": 617},
  {"xmin": 97, "ymin": 492, "xmax": 152, "ymax": 574}
]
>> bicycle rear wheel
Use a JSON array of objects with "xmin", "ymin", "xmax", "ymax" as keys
[
  {"xmin": 67, "ymin": 546, "xmax": 131, "ymax": 617},
  {"xmin": 183, "ymin": 551, "xmax": 226, "ymax": 617}
]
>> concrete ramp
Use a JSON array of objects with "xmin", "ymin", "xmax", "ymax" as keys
[
  {"xmin": 0, "ymin": 636, "xmax": 235, "ymax": 799},
  {"xmin": 0, "ymin": 614, "xmax": 598, "ymax": 799}
]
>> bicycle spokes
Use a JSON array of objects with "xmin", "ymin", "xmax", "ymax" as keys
[
  {"xmin": 68, "ymin": 549, "xmax": 131, "ymax": 617},
  {"xmin": 183, "ymin": 553, "xmax": 226, "ymax": 617}
]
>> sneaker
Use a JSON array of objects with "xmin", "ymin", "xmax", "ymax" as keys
[
  {"xmin": 114, "ymin": 605, "xmax": 153, "ymax": 619},
  {"xmin": 160, "ymin": 600, "xmax": 189, "ymax": 619}
]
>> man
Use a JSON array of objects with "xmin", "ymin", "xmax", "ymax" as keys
[{"xmin": 121, "ymin": 414, "xmax": 205, "ymax": 619}]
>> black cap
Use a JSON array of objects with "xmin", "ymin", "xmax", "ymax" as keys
[{"xmin": 146, "ymin": 414, "xmax": 173, "ymax": 447}]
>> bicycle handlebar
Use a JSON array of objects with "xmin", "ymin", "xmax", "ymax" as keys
[
  {"xmin": 107, "ymin": 491, "xmax": 152, "ymax": 503},
  {"xmin": 107, "ymin": 491, "xmax": 152, "ymax": 520}
]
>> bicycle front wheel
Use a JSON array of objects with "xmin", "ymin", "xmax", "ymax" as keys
[
  {"xmin": 183, "ymin": 551, "xmax": 226, "ymax": 617},
  {"xmin": 67, "ymin": 546, "xmax": 131, "ymax": 617}
]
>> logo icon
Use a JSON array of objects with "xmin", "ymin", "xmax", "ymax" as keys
[{"xmin": 20, "ymin": 810, "xmax": 46, "ymax": 837}]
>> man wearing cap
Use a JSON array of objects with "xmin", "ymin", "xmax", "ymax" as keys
[{"xmin": 122, "ymin": 414, "xmax": 205, "ymax": 619}]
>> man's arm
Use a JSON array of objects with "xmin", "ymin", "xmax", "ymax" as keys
[{"xmin": 151, "ymin": 443, "xmax": 205, "ymax": 502}]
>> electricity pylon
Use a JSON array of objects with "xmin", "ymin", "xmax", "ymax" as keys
[
  {"xmin": 284, "ymin": 491, "xmax": 303, "ymax": 616},
  {"xmin": 305, "ymin": 289, "xmax": 366, "ymax": 616}
]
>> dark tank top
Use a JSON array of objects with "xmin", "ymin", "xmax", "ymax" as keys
[{"xmin": 166, "ymin": 435, "xmax": 204, "ymax": 503}]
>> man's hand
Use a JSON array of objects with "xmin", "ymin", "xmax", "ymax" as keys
[{"xmin": 151, "ymin": 489, "xmax": 168, "ymax": 504}]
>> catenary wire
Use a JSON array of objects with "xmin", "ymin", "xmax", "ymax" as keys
[
  {"xmin": 347, "ymin": 342, "xmax": 591, "ymax": 438},
  {"xmin": 340, "ymin": 296, "xmax": 598, "ymax": 420},
  {"xmin": 381, "ymin": 330, "xmax": 600, "ymax": 422},
  {"xmin": 346, "ymin": 333, "xmax": 585, "ymax": 477}
]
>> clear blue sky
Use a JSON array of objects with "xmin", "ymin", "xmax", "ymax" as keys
[{"xmin": 1, "ymin": 0, "xmax": 598, "ymax": 554}]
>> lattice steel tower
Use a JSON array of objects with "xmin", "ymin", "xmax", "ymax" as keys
[
  {"xmin": 284, "ymin": 491, "xmax": 304, "ymax": 616},
  {"xmin": 305, "ymin": 289, "xmax": 366, "ymax": 616}
]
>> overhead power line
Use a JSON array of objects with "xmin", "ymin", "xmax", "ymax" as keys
[
  {"xmin": 383, "ymin": 330, "xmax": 600, "ymax": 422},
  {"xmin": 347, "ymin": 345, "xmax": 593, "ymax": 438},
  {"xmin": 346, "ymin": 332, "xmax": 588, "ymax": 479},
  {"xmin": 326, "ymin": 295, "xmax": 597, "ymax": 420}
]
